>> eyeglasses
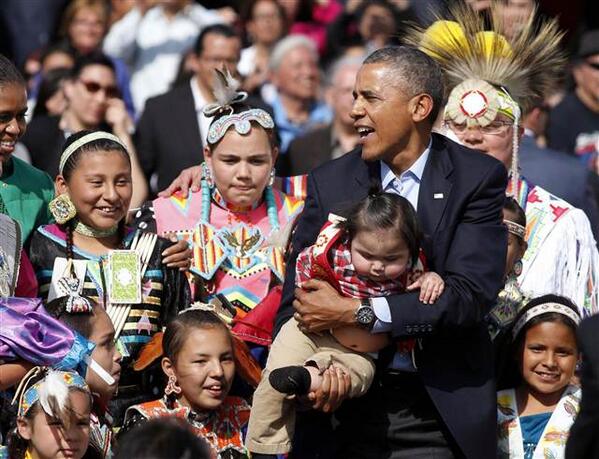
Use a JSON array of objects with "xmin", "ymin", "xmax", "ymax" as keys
[
  {"xmin": 445, "ymin": 120, "xmax": 513, "ymax": 135},
  {"xmin": 585, "ymin": 61, "xmax": 599, "ymax": 71},
  {"xmin": 78, "ymin": 80, "xmax": 120, "ymax": 98}
]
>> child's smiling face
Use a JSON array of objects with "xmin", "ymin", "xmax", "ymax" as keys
[{"xmin": 519, "ymin": 320, "xmax": 578, "ymax": 401}]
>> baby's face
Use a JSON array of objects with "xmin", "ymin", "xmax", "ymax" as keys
[{"xmin": 350, "ymin": 228, "xmax": 411, "ymax": 281}]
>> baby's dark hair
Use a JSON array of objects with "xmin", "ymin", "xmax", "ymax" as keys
[
  {"xmin": 44, "ymin": 295, "xmax": 101, "ymax": 339},
  {"xmin": 339, "ymin": 187, "xmax": 422, "ymax": 267},
  {"xmin": 162, "ymin": 309, "xmax": 232, "ymax": 364},
  {"xmin": 0, "ymin": 53, "xmax": 26, "ymax": 88},
  {"xmin": 496, "ymin": 294, "xmax": 580, "ymax": 390},
  {"xmin": 503, "ymin": 197, "xmax": 526, "ymax": 228}
]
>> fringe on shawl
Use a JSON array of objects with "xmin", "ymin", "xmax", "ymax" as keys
[{"xmin": 520, "ymin": 207, "xmax": 599, "ymax": 317}]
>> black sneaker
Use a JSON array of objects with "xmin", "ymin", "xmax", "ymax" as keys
[{"xmin": 269, "ymin": 366, "xmax": 312, "ymax": 395}]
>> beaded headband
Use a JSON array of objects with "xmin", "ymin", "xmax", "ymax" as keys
[
  {"xmin": 511, "ymin": 302, "xmax": 581, "ymax": 340},
  {"xmin": 59, "ymin": 131, "xmax": 128, "ymax": 175},
  {"xmin": 12, "ymin": 368, "xmax": 89, "ymax": 418},
  {"xmin": 206, "ymin": 109, "xmax": 275, "ymax": 145},
  {"xmin": 504, "ymin": 219, "xmax": 526, "ymax": 240}
]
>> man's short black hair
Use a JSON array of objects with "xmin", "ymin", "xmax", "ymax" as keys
[
  {"xmin": 363, "ymin": 46, "xmax": 445, "ymax": 123},
  {"xmin": 193, "ymin": 24, "xmax": 239, "ymax": 56}
]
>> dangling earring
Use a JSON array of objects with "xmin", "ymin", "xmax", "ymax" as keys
[
  {"xmin": 268, "ymin": 167, "xmax": 275, "ymax": 187},
  {"xmin": 164, "ymin": 374, "xmax": 181, "ymax": 396},
  {"xmin": 512, "ymin": 260, "xmax": 523, "ymax": 277},
  {"xmin": 49, "ymin": 194, "xmax": 77, "ymax": 224},
  {"xmin": 202, "ymin": 162, "xmax": 214, "ymax": 189}
]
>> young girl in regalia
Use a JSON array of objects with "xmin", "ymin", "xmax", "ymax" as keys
[
  {"xmin": 121, "ymin": 309, "xmax": 250, "ymax": 459},
  {"xmin": 136, "ymin": 70, "xmax": 304, "ymax": 349},
  {"xmin": 28, "ymin": 130, "xmax": 191, "ymax": 422},
  {"xmin": 496, "ymin": 295, "xmax": 581, "ymax": 459}
]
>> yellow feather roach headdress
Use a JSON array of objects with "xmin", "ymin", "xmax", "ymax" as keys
[{"xmin": 405, "ymin": 1, "xmax": 566, "ymax": 194}]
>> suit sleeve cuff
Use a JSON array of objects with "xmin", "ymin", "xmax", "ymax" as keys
[{"xmin": 372, "ymin": 297, "xmax": 392, "ymax": 333}]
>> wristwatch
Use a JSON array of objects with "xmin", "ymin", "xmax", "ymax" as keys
[{"xmin": 355, "ymin": 298, "xmax": 376, "ymax": 330}]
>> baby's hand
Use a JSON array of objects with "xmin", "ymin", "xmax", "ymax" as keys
[{"xmin": 407, "ymin": 272, "xmax": 445, "ymax": 304}]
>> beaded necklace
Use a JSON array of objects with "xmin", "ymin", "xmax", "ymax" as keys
[
  {"xmin": 200, "ymin": 178, "xmax": 280, "ymax": 231},
  {"xmin": 73, "ymin": 219, "xmax": 119, "ymax": 238}
]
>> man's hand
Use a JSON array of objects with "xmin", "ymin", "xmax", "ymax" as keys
[
  {"xmin": 162, "ymin": 238, "xmax": 191, "ymax": 271},
  {"xmin": 307, "ymin": 366, "xmax": 351, "ymax": 413},
  {"xmin": 158, "ymin": 165, "xmax": 203, "ymax": 198},
  {"xmin": 293, "ymin": 279, "xmax": 359, "ymax": 333}
]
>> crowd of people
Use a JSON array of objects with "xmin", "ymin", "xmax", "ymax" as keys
[{"xmin": 1, "ymin": 0, "xmax": 599, "ymax": 458}]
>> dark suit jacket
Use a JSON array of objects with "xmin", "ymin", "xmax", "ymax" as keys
[
  {"xmin": 284, "ymin": 124, "xmax": 335, "ymax": 176},
  {"xmin": 275, "ymin": 133, "xmax": 508, "ymax": 459},
  {"xmin": 135, "ymin": 83, "xmax": 203, "ymax": 194},
  {"xmin": 519, "ymin": 135, "xmax": 599, "ymax": 236},
  {"xmin": 566, "ymin": 315, "xmax": 599, "ymax": 459}
]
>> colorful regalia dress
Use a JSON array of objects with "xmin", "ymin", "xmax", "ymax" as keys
[
  {"xmin": 497, "ymin": 385, "xmax": 580, "ymax": 459},
  {"xmin": 508, "ymin": 178, "xmax": 599, "ymax": 316},
  {"xmin": 137, "ymin": 185, "xmax": 304, "ymax": 346},
  {"xmin": 122, "ymin": 396, "xmax": 251, "ymax": 459},
  {"xmin": 28, "ymin": 224, "xmax": 191, "ymax": 418}
]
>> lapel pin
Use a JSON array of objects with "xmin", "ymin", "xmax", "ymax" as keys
[{"xmin": 433, "ymin": 193, "xmax": 444, "ymax": 200}]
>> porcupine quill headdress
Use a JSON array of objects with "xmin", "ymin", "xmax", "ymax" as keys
[{"xmin": 405, "ymin": 2, "xmax": 566, "ymax": 195}]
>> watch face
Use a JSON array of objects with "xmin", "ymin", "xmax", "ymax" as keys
[{"xmin": 357, "ymin": 305, "xmax": 375, "ymax": 325}]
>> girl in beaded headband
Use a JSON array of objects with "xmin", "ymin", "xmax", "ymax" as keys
[
  {"xmin": 494, "ymin": 294, "xmax": 581, "ymax": 458},
  {"xmin": 140, "ymin": 68, "xmax": 304, "ymax": 368},
  {"xmin": 29, "ymin": 129, "xmax": 191, "ymax": 428},
  {"xmin": 5, "ymin": 367, "xmax": 92, "ymax": 459}
]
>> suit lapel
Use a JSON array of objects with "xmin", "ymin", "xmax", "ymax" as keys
[
  {"xmin": 178, "ymin": 84, "xmax": 202, "ymax": 158},
  {"xmin": 417, "ymin": 135, "xmax": 454, "ymax": 236}
]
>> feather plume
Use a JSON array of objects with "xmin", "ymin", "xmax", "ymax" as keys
[
  {"xmin": 38, "ymin": 370, "xmax": 71, "ymax": 427},
  {"xmin": 405, "ymin": 2, "xmax": 566, "ymax": 113},
  {"xmin": 266, "ymin": 219, "xmax": 296, "ymax": 253},
  {"xmin": 212, "ymin": 66, "xmax": 241, "ymax": 107}
]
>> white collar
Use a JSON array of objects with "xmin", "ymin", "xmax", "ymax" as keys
[{"xmin": 380, "ymin": 139, "xmax": 432, "ymax": 189}]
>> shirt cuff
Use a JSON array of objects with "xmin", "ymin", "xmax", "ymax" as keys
[{"xmin": 371, "ymin": 297, "xmax": 392, "ymax": 333}]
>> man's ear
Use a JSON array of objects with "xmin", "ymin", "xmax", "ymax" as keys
[
  {"xmin": 411, "ymin": 94, "xmax": 434, "ymax": 123},
  {"xmin": 16, "ymin": 417, "xmax": 33, "ymax": 440}
]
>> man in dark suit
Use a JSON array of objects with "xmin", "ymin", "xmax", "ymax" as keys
[
  {"xmin": 134, "ymin": 24, "xmax": 241, "ymax": 194},
  {"xmin": 267, "ymin": 47, "xmax": 507, "ymax": 459},
  {"xmin": 566, "ymin": 315, "xmax": 599, "ymax": 458}
]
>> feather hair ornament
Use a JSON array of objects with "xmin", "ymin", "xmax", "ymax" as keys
[
  {"xmin": 203, "ymin": 66, "xmax": 248, "ymax": 117},
  {"xmin": 405, "ymin": 2, "xmax": 566, "ymax": 114},
  {"xmin": 12, "ymin": 367, "xmax": 89, "ymax": 429}
]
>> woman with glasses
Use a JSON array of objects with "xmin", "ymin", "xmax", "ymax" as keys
[{"xmin": 20, "ymin": 52, "xmax": 148, "ymax": 208}]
